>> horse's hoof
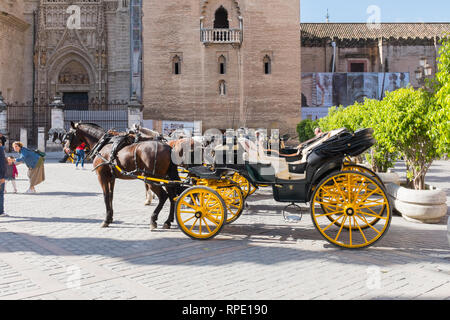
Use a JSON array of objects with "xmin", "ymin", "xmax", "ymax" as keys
[
  {"xmin": 150, "ymin": 223, "xmax": 157, "ymax": 231},
  {"xmin": 163, "ymin": 223, "xmax": 171, "ymax": 229},
  {"xmin": 101, "ymin": 222, "xmax": 110, "ymax": 228},
  {"xmin": 144, "ymin": 201, "xmax": 151, "ymax": 206}
]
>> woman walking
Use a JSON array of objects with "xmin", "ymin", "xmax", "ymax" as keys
[
  {"xmin": 5, "ymin": 157, "xmax": 18, "ymax": 193},
  {"xmin": 75, "ymin": 142, "xmax": 86, "ymax": 169},
  {"xmin": 12, "ymin": 141, "xmax": 45, "ymax": 193}
]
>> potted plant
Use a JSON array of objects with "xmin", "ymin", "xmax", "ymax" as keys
[{"xmin": 379, "ymin": 87, "xmax": 448, "ymax": 223}]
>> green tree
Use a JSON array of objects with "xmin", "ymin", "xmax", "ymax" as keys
[
  {"xmin": 379, "ymin": 88, "xmax": 444, "ymax": 190},
  {"xmin": 433, "ymin": 34, "xmax": 450, "ymax": 155},
  {"xmin": 296, "ymin": 119, "xmax": 318, "ymax": 142},
  {"xmin": 318, "ymin": 100, "xmax": 398, "ymax": 172}
]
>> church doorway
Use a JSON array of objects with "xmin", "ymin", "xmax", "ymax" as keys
[{"xmin": 63, "ymin": 92, "xmax": 89, "ymax": 110}]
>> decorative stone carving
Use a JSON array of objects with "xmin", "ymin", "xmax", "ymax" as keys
[{"xmin": 34, "ymin": 0, "xmax": 112, "ymax": 104}]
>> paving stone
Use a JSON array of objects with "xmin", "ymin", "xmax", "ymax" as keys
[{"xmin": 0, "ymin": 160, "xmax": 448, "ymax": 300}]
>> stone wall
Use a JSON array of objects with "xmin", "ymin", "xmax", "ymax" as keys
[
  {"xmin": 142, "ymin": 0, "xmax": 301, "ymax": 134},
  {"xmin": 302, "ymin": 41, "xmax": 441, "ymax": 89},
  {"xmin": 0, "ymin": 0, "xmax": 29, "ymax": 103},
  {"xmin": 106, "ymin": 3, "xmax": 131, "ymax": 102}
]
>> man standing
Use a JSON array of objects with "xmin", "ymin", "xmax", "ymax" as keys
[
  {"xmin": 0, "ymin": 140, "xmax": 7, "ymax": 216},
  {"xmin": 314, "ymin": 127, "xmax": 323, "ymax": 137}
]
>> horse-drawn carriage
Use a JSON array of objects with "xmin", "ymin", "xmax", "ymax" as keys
[{"xmin": 64, "ymin": 123, "xmax": 391, "ymax": 249}]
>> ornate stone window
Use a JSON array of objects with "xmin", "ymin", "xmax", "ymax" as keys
[
  {"xmin": 218, "ymin": 55, "xmax": 226, "ymax": 75},
  {"xmin": 214, "ymin": 6, "xmax": 229, "ymax": 29},
  {"xmin": 172, "ymin": 55, "xmax": 181, "ymax": 75},
  {"xmin": 219, "ymin": 80, "xmax": 226, "ymax": 96},
  {"xmin": 263, "ymin": 55, "xmax": 272, "ymax": 75}
]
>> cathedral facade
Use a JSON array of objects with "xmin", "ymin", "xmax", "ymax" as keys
[{"xmin": 1, "ymin": 0, "xmax": 132, "ymax": 106}]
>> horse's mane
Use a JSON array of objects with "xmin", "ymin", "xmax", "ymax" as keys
[{"xmin": 77, "ymin": 122, "xmax": 107, "ymax": 139}]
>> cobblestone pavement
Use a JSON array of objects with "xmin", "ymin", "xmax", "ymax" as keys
[{"xmin": 0, "ymin": 159, "xmax": 449, "ymax": 300}]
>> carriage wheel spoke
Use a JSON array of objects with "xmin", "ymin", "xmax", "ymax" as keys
[
  {"xmin": 354, "ymin": 218, "xmax": 368, "ymax": 243},
  {"xmin": 316, "ymin": 210, "xmax": 345, "ymax": 218},
  {"xmin": 205, "ymin": 215, "xmax": 219, "ymax": 226},
  {"xmin": 322, "ymin": 214, "xmax": 345, "ymax": 232},
  {"xmin": 357, "ymin": 209, "xmax": 388, "ymax": 220},
  {"xmin": 355, "ymin": 214, "xmax": 382, "ymax": 235},
  {"xmin": 332, "ymin": 177, "xmax": 348, "ymax": 202},
  {"xmin": 349, "ymin": 216, "xmax": 353, "ymax": 245},
  {"xmin": 181, "ymin": 201, "xmax": 197, "ymax": 211},
  {"xmin": 202, "ymin": 217, "xmax": 212, "ymax": 233},
  {"xmin": 182, "ymin": 215, "xmax": 196, "ymax": 224},
  {"xmin": 334, "ymin": 215, "xmax": 347, "ymax": 242},
  {"xmin": 189, "ymin": 218, "xmax": 199, "ymax": 232},
  {"xmin": 190, "ymin": 194, "xmax": 199, "ymax": 207}
]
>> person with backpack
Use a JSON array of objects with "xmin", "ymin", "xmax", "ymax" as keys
[
  {"xmin": 0, "ymin": 139, "xmax": 6, "ymax": 216},
  {"xmin": 12, "ymin": 141, "xmax": 45, "ymax": 193},
  {"xmin": 75, "ymin": 142, "xmax": 86, "ymax": 169}
]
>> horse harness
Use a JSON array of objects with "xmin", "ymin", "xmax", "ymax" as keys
[{"xmin": 88, "ymin": 133, "xmax": 160, "ymax": 178}]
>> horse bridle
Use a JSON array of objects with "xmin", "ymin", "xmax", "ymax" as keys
[{"xmin": 62, "ymin": 129, "xmax": 77, "ymax": 160}]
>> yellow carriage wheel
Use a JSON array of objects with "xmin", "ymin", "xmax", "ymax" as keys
[
  {"xmin": 217, "ymin": 186, "xmax": 244, "ymax": 224},
  {"xmin": 317, "ymin": 178, "xmax": 384, "ymax": 230},
  {"xmin": 311, "ymin": 171, "xmax": 391, "ymax": 249},
  {"xmin": 175, "ymin": 186, "xmax": 227, "ymax": 240},
  {"xmin": 343, "ymin": 164, "xmax": 384, "ymax": 186},
  {"xmin": 231, "ymin": 172, "xmax": 256, "ymax": 198}
]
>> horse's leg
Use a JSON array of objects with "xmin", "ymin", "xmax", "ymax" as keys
[
  {"xmin": 149, "ymin": 186, "xmax": 168, "ymax": 231},
  {"xmin": 163, "ymin": 186, "xmax": 178, "ymax": 229},
  {"xmin": 144, "ymin": 183, "xmax": 153, "ymax": 206},
  {"xmin": 108, "ymin": 178, "xmax": 116, "ymax": 223},
  {"xmin": 98, "ymin": 173, "xmax": 114, "ymax": 228}
]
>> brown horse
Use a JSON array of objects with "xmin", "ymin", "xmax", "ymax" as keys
[{"xmin": 63, "ymin": 122, "xmax": 182, "ymax": 230}]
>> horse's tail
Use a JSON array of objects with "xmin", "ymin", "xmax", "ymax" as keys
[
  {"xmin": 167, "ymin": 160, "xmax": 186, "ymax": 195},
  {"xmin": 167, "ymin": 160, "xmax": 180, "ymax": 181}
]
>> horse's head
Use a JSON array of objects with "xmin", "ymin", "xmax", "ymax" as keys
[{"xmin": 62, "ymin": 122, "xmax": 85, "ymax": 155}]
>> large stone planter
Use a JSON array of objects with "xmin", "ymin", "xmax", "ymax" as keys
[
  {"xmin": 447, "ymin": 216, "xmax": 450, "ymax": 246},
  {"xmin": 377, "ymin": 172, "xmax": 400, "ymax": 185},
  {"xmin": 386, "ymin": 183, "xmax": 448, "ymax": 224}
]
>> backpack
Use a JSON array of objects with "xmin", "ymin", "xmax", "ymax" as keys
[{"xmin": 34, "ymin": 149, "xmax": 46, "ymax": 158}]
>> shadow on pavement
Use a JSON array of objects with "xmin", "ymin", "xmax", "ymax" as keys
[
  {"xmin": 0, "ymin": 216, "xmax": 448, "ymax": 270},
  {"xmin": 12, "ymin": 192, "xmax": 101, "ymax": 197}
]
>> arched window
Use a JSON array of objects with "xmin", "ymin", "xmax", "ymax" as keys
[
  {"xmin": 172, "ymin": 55, "xmax": 181, "ymax": 75},
  {"xmin": 218, "ymin": 55, "xmax": 226, "ymax": 75},
  {"xmin": 214, "ymin": 6, "xmax": 229, "ymax": 29},
  {"xmin": 263, "ymin": 55, "xmax": 271, "ymax": 75},
  {"xmin": 219, "ymin": 80, "xmax": 226, "ymax": 96}
]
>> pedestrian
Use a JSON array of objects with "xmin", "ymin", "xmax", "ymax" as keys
[
  {"xmin": 0, "ymin": 133, "xmax": 6, "ymax": 147},
  {"xmin": 58, "ymin": 153, "xmax": 70, "ymax": 163},
  {"xmin": 75, "ymin": 142, "xmax": 86, "ymax": 169},
  {"xmin": 314, "ymin": 127, "xmax": 323, "ymax": 137},
  {"xmin": 0, "ymin": 140, "xmax": 7, "ymax": 216},
  {"xmin": 4, "ymin": 157, "xmax": 18, "ymax": 193},
  {"xmin": 12, "ymin": 141, "xmax": 45, "ymax": 193}
]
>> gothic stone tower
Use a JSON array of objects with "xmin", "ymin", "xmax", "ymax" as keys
[
  {"xmin": 142, "ymin": 0, "xmax": 301, "ymax": 133},
  {"xmin": 32, "ymin": 0, "xmax": 131, "ymax": 106}
]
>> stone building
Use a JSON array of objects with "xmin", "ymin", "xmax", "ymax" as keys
[
  {"xmin": 142, "ymin": 0, "xmax": 302, "ymax": 134},
  {"xmin": 0, "ymin": 0, "xmax": 29, "ymax": 103},
  {"xmin": 3, "ymin": 1, "xmax": 450, "ymax": 136},
  {"xmin": 301, "ymin": 23, "xmax": 450, "ymax": 88},
  {"xmin": 32, "ymin": 0, "xmax": 131, "ymax": 106},
  {"xmin": 0, "ymin": 0, "xmax": 132, "ymax": 106},
  {"xmin": 300, "ymin": 23, "xmax": 450, "ymax": 119}
]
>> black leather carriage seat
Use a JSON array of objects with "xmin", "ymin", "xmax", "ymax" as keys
[
  {"xmin": 188, "ymin": 166, "xmax": 230, "ymax": 179},
  {"xmin": 238, "ymin": 138, "xmax": 307, "ymax": 181}
]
